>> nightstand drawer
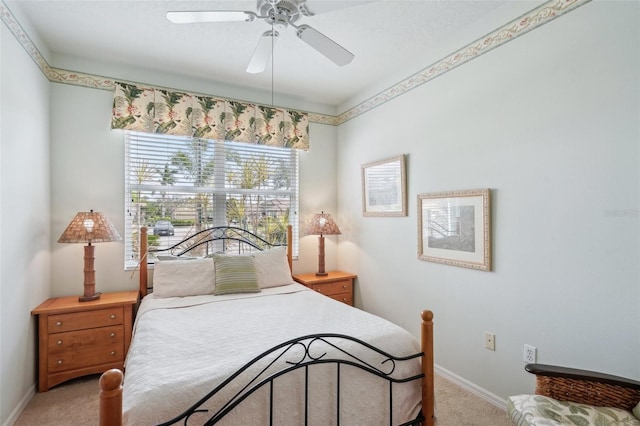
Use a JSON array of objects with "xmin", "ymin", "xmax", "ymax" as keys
[
  {"xmin": 48, "ymin": 307, "xmax": 124, "ymax": 333},
  {"xmin": 310, "ymin": 279, "xmax": 352, "ymax": 296},
  {"xmin": 47, "ymin": 326, "xmax": 124, "ymax": 373},
  {"xmin": 48, "ymin": 325, "xmax": 122, "ymax": 354},
  {"xmin": 293, "ymin": 272, "xmax": 356, "ymax": 307},
  {"xmin": 328, "ymin": 292, "xmax": 353, "ymax": 305}
]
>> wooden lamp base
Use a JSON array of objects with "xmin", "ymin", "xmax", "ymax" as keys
[
  {"xmin": 80, "ymin": 243, "xmax": 101, "ymax": 302},
  {"xmin": 79, "ymin": 292, "xmax": 101, "ymax": 302},
  {"xmin": 316, "ymin": 235, "xmax": 328, "ymax": 276}
]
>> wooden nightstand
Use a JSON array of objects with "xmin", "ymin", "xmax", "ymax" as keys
[
  {"xmin": 31, "ymin": 290, "xmax": 138, "ymax": 392},
  {"xmin": 293, "ymin": 271, "xmax": 357, "ymax": 306}
]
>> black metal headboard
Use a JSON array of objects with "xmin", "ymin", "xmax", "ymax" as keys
[
  {"xmin": 149, "ymin": 226, "xmax": 287, "ymax": 260},
  {"xmin": 139, "ymin": 225, "xmax": 293, "ymax": 298}
]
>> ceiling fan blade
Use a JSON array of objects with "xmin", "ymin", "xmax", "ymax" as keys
[
  {"xmin": 246, "ymin": 30, "xmax": 279, "ymax": 74},
  {"xmin": 300, "ymin": 0, "xmax": 375, "ymax": 16},
  {"xmin": 166, "ymin": 11, "xmax": 256, "ymax": 24},
  {"xmin": 295, "ymin": 25, "xmax": 354, "ymax": 66}
]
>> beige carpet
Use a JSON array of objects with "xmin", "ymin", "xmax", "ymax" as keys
[{"xmin": 14, "ymin": 373, "xmax": 510, "ymax": 425}]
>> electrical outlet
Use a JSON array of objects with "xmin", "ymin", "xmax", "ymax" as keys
[
  {"xmin": 524, "ymin": 344, "xmax": 537, "ymax": 363},
  {"xmin": 484, "ymin": 332, "xmax": 495, "ymax": 350}
]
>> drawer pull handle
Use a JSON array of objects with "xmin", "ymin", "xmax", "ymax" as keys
[
  {"xmin": 110, "ymin": 332, "xmax": 116, "ymax": 338},
  {"xmin": 56, "ymin": 321, "xmax": 62, "ymax": 327},
  {"xmin": 110, "ymin": 351, "xmax": 116, "ymax": 356},
  {"xmin": 342, "ymin": 285, "xmax": 347, "ymax": 289},
  {"xmin": 57, "ymin": 340, "xmax": 63, "ymax": 345},
  {"xmin": 109, "ymin": 314, "xmax": 116, "ymax": 319},
  {"xmin": 57, "ymin": 360, "xmax": 63, "ymax": 365}
]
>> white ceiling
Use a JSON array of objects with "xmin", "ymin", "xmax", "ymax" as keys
[{"xmin": 5, "ymin": 0, "xmax": 544, "ymax": 108}]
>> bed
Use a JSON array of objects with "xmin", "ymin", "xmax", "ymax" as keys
[{"xmin": 99, "ymin": 225, "xmax": 435, "ymax": 426}]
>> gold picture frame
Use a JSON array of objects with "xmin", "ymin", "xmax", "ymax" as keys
[
  {"xmin": 361, "ymin": 155, "xmax": 407, "ymax": 217},
  {"xmin": 418, "ymin": 188, "xmax": 491, "ymax": 271}
]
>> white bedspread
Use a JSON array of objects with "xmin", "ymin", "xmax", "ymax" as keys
[{"xmin": 123, "ymin": 284, "xmax": 422, "ymax": 425}]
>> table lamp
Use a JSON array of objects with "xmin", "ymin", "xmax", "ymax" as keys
[
  {"xmin": 58, "ymin": 210, "xmax": 122, "ymax": 301},
  {"xmin": 306, "ymin": 211, "xmax": 341, "ymax": 276}
]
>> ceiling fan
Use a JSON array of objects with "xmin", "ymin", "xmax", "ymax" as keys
[{"xmin": 167, "ymin": 0, "xmax": 355, "ymax": 74}]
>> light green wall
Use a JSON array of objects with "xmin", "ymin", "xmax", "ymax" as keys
[
  {"xmin": 335, "ymin": 0, "xmax": 639, "ymax": 405},
  {"xmin": 0, "ymin": 24, "xmax": 51, "ymax": 425}
]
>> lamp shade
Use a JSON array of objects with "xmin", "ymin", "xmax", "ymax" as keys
[
  {"xmin": 306, "ymin": 212, "xmax": 341, "ymax": 236},
  {"xmin": 58, "ymin": 210, "xmax": 122, "ymax": 244}
]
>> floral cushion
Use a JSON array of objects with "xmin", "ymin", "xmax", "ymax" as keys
[{"xmin": 507, "ymin": 394, "xmax": 640, "ymax": 426}]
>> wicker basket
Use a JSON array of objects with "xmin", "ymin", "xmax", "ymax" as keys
[{"xmin": 536, "ymin": 375, "xmax": 640, "ymax": 410}]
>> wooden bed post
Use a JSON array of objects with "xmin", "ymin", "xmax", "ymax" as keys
[
  {"xmin": 286, "ymin": 224, "xmax": 293, "ymax": 272},
  {"xmin": 99, "ymin": 369, "xmax": 123, "ymax": 426},
  {"xmin": 139, "ymin": 226, "xmax": 148, "ymax": 298},
  {"xmin": 421, "ymin": 310, "xmax": 435, "ymax": 426}
]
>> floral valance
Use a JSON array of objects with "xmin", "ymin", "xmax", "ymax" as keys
[{"xmin": 111, "ymin": 82, "xmax": 309, "ymax": 150}]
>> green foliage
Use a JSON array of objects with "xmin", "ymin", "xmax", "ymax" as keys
[
  {"xmin": 156, "ymin": 121, "xmax": 177, "ymax": 134},
  {"xmin": 171, "ymin": 219, "xmax": 195, "ymax": 227},
  {"xmin": 261, "ymin": 213, "xmax": 289, "ymax": 245},
  {"xmin": 170, "ymin": 138, "xmax": 216, "ymax": 231},
  {"xmin": 199, "ymin": 97, "xmax": 218, "ymax": 110},
  {"xmin": 144, "ymin": 202, "xmax": 162, "ymax": 221},
  {"xmin": 121, "ymin": 83, "xmax": 144, "ymax": 102},
  {"xmin": 260, "ymin": 106, "xmax": 277, "ymax": 121},
  {"xmin": 112, "ymin": 116, "xmax": 137, "ymax": 129},
  {"xmin": 193, "ymin": 126, "xmax": 212, "ymax": 138},
  {"xmin": 147, "ymin": 234, "xmax": 160, "ymax": 249}
]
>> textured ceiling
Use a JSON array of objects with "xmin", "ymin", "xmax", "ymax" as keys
[{"xmin": 6, "ymin": 0, "xmax": 544, "ymax": 108}]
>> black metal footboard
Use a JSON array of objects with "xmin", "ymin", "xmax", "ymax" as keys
[{"xmin": 156, "ymin": 334, "xmax": 425, "ymax": 426}]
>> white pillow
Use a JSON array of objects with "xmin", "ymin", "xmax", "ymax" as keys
[
  {"xmin": 253, "ymin": 246, "xmax": 293, "ymax": 289},
  {"xmin": 153, "ymin": 258, "xmax": 215, "ymax": 298}
]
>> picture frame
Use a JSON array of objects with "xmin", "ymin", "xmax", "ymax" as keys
[
  {"xmin": 361, "ymin": 155, "xmax": 407, "ymax": 217},
  {"xmin": 417, "ymin": 188, "xmax": 491, "ymax": 271}
]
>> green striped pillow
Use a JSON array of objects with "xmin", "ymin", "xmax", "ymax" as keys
[{"xmin": 213, "ymin": 254, "xmax": 260, "ymax": 295}]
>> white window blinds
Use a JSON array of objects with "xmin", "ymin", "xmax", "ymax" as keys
[{"xmin": 124, "ymin": 131, "xmax": 299, "ymax": 267}]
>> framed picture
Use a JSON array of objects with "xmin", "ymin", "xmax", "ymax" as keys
[
  {"xmin": 417, "ymin": 188, "xmax": 491, "ymax": 271},
  {"xmin": 361, "ymin": 155, "xmax": 407, "ymax": 217}
]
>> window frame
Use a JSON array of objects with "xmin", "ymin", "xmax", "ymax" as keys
[{"xmin": 123, "ymin": 131, "xmax": 299, "ymax": 269}]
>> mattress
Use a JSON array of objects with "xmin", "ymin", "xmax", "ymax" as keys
[{"xmin": 122, "ymin": 283, "xmax": 422, "ymax": 425}]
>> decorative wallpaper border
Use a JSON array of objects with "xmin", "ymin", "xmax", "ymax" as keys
[
  {"xmin": 1, "ymin": 0, "xmax": 590, "ymax": 126},
  {"xmin": 336, "ymin": 0, "xmax": 591, "ymax": 125}
]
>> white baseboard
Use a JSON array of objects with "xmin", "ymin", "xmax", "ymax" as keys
[
  {"xmin": 435, "ymin": 364, "xmax": 507, "ymax": 410},
  {"xmin": 3, "ymin": 384, "xmax": 35, "ymax": 426}
]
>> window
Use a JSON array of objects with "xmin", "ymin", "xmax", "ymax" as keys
[{"xmin": 124, "ymin": 131, "xmax": 299, "ymax": 267}]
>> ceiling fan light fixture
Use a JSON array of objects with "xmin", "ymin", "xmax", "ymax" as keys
[
  {"xmin": 167, "ymin": 1, "xmax": 355, "ymax": 72},
  {"xmin": 166, "ymin": 10, "xmax": 256, "ymax": 24},
  {"xmin": 296, "ymin": 24, "xmax": 354, "ymax": 66},
  {"xmin": 246, "ymin": 30, "xmax": 279, "ymax": 74}
]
